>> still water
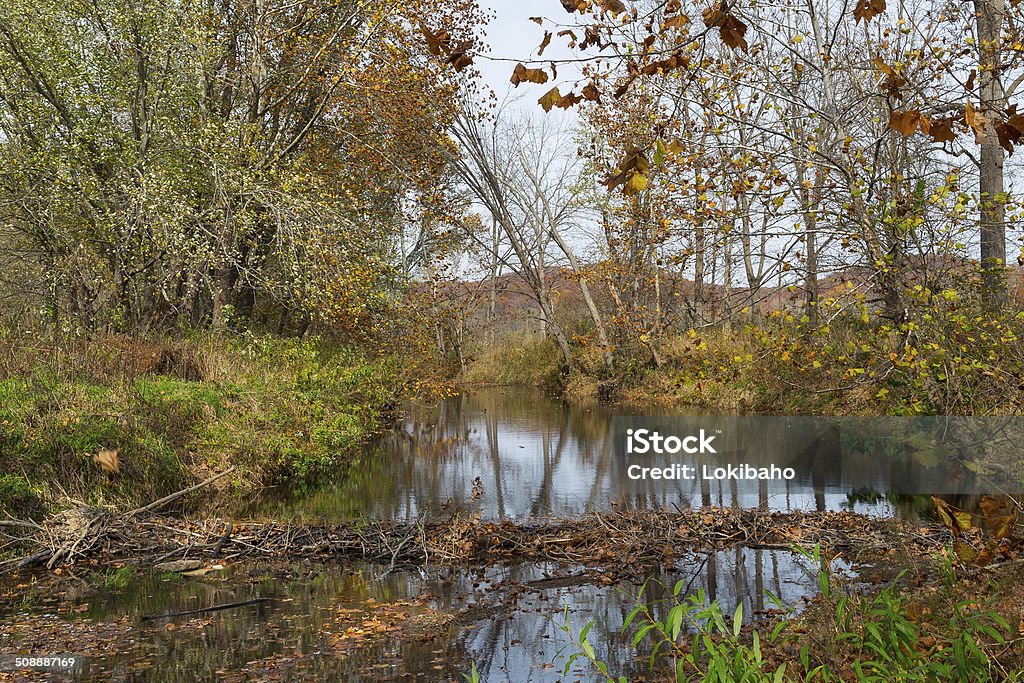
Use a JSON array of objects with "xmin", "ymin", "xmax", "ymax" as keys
[{"xmin": 246, "ymin": 387, "xmax": 915, "ymax": 521}]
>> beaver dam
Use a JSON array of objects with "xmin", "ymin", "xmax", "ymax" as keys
[{"xmin": 0, "ymin": 389, "xmax": 999, "ymax": 682}]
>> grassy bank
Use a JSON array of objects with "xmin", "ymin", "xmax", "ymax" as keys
[
  {"xmin": 463, "ymin": 306, "xmax": 1024, "ymax": 416},
  {"xmin": 0, "ymin": 333, "xmax": 408, "ymax": 518}
]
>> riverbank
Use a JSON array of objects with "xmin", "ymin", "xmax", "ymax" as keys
[
  {"xmin": 463, "ymin": 312, "xmax": 1024, "ymax": 416},
  {"xmin": 0, "ymin": 334, "xmax": 412, "ymax": 518}
]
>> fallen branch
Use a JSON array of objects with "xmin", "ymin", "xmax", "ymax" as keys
[
  {"xmin": 140, "ymin": 597, "xmax": 272, "ymax": 622},
  {"xmin": 125, "ymin": 467, "xmax": 236, "ymax": 518}
]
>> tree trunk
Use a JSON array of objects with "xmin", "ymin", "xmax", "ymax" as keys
[{"xmin": 975, "ymin": 0, "xmax": 1009, "ymax": 307}]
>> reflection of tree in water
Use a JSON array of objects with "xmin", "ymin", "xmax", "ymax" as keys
[
  {"xmin": 455, "ymin": 548, "xmax": 807, "ymax": 682},
  {"xmin": 265, "ymin": 387, "xmax": 912, "ymax": 521}
]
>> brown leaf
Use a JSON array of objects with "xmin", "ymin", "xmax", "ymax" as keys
[
  {"xmin": 703, "ymin": 4, "xmax": 748, "ymax": 51},
  {"xmin": 928, "ymin": 116, "xmax": 956, "ymax": 143},
  {"xmin": 718, "ymin": 14, "xmax": 748, "ymax": 51},
  {"xmin": 641, "ymin": 53, "xmax": 690, "ymax": 75},
  {"xmin": 980, "ymin": 496, "xmax": 1018, "ymax": 539},
  {"xmin": 538, "ymin": 86, "xmax": 562, "ymax": 112},
  {"xmin": 613, "ymin": 74, "xmax": 637, "ymax": 99},
  {"xmin": 662, "ymin": 14, "xmax": 690, "ymax": 30},
  {"xmin": 529, "ymin": 16, "xmax": 543, "ymax": 25},
  {"xmin": 966, "ymin": 101, "xmax": 987, "ymax": 143},
  {"xmin": 447, "ymin": 41, "xmax": 474, "ymax": 71},
  {"xmin": 599, "ymin": 0, "xmax": 626, "ymax": 15},
  {"xmin": 95, "ymin": 448, "xmax": 120, "ymax": 473},
  {"xmin": 538, "ymin": 31, "xmax": 552, "ymax": 56},
  {"xmin": 605, "ymin": 147, "xmax": 650, "ymax": 194},
  {"xmin": 932, "ymin": 496, "xmax": 971, "ymax": 536},
  {"xmin": 996, "ymin": 121, "xmax": 1022, "ymax": 153},
  {"xmin": 557, "ymin": 29, "xmax": 578, "ymax": 48},
  {"xmin": 419, "ymin": 22, "xmax": 450, "ymax": 57},
  {"xmin": 889, "ymin": 110, "xmax": 926, "ymax": 136},
  {"xmin": 966, "ymin": 68, "xmax": 976, "ymax": 92},
  {"xmin": 555, "ymin": 91, "xmax": 583, "ymax": 109},
  {"xmin": 582, "ymin": 83, "xmax": 601, "ymax": 102},
  {"xmin": 953, "ymin": 539, "xmax": 978, "ymax": 564},
  {"xmin": 853, "ymin": 0, "xmax": 886, "ymax": 23},
  {"xmin": 511, "ymin": 63, "xmax": 550, "ymax": 86}
]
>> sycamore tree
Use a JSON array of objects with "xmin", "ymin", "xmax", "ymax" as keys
[{"xmin": 513, "ymin": 0, "xmax": 1024, "ymax": 309}]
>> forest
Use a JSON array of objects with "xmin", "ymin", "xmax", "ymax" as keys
[{"xmin": 2, "ymin": 0, "xmax": 1024, "ymax": 680}]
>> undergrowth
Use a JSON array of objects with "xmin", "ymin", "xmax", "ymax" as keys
[
  {"xmin": 560, "ymin": 545, "xmax": 1021, "ymax": 682},
  {"xmin": 0, "ymin": 332, "xmax": 407, "ymax": 516}
]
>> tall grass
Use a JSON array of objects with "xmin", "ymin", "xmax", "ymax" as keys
[{"xmin": 0, "ymin": 332, "xmax": 403, "ymax": 516}]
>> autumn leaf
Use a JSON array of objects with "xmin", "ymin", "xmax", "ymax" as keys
[
  {"xmin": 928, "ymin": 116, "xmax": 956, "ymax": 143},
  {"xmin": 853, "ymin": 0, "xmax": 886, "ymax": 23},
  {"xmin": 626, "ymin": 172, "xmax": 648, "ymax": 193},
  {"xmin": 605, "ymin": 147, "xmax": 650, "ymax": 194},
  {"xmin": 702, "ymin": 4, "xmax": 748, "ymax": 51},
  {"xmin": 718, "ymin": 14, "xmax": 748, "ymax": 51},
  {"xmin": 872, "ymin": 58, "xmax": 906, "ymax": 97},
  {"xmin": 889, "ymin": 110, "xmax": 929, "ymax": 136},
  {"xmin": 537, "ymin": 31, "xmax": 552, "ymax": 56},
  {"xmin": 933, "ymin": 496, "xmax": 972, "ymax": 536},
  {"xmin": 555, "ymin": 91, "xmax": 584, "ymax": 109},
  {"xmin": 966, "ymin": 101, "xmax": 987, "ymax": 143},
  {"xmin": 94, "ymin": 448, "xmax": 120, "ymax": 474},
  {"xmin": 529, "ymin": 16, "xmax": 543, "ymax": 24},
  {"xmin": 641, "ymin": 52, "xmax": 690, "ymax": 75},
  {"xmin": 538, "ymin": 86, "xmax": 562, "ymax": 112},
  {"xmin": 662, "ymin": 15, "xmax": 690, "ymax": 30},
  {"xmin": 419, "ymin": 22, "xmax": 450, "ymax": 57},
  {"xmin": 979, "ymin": 496, "xmax": 1018, "ymax": 540},
  {"xmin": 953, "ymin": 539, "xmax": 978, "ymax": 563},
  {"xmin": 598, "ymin": 0, "xmax": 626, "ymax": 16},
  {"xmin": 447, "ymin": 41, "xmax": 475, "ymax": 71},
  {"xmin": 511, "ymin": 63, "xmax": 549, "ymax": 86},
  {"xmin": 582, "ymin": 83, "xmax": 601, "ymax": 102}
]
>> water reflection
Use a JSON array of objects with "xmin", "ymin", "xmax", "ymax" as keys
[
  {"xmin": 2, "ymin": 548, "xmax": 836, "ymax": 682},
  {"xmin": 249, "ymin": 388, "xmax": 909, "ymax": 521}
]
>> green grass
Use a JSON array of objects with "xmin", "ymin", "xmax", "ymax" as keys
[
  {"xmin": 560, "ymin": 545, "xmax": 1022, "ymax": 682},
  {"xmin": 0, "ymin": 334, "xmax": 404, "ymax": 516}
]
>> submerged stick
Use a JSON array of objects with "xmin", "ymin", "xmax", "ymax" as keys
[
  {"xmin": 125, "ymin": 467, "xmax": 236, "ymax": 518},
  {"xmin": 140, "ymin": 597, "xmax": 271, "ymax": 622}
]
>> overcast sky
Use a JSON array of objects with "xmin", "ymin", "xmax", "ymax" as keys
[{"xmin": 474, "ymin": 0, "xmax": 584, "ymax": 114}]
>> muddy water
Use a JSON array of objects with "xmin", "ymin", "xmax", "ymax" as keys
[{"xmin": 3, "ymin": 388, "xmax": 891, "ymax": 681}]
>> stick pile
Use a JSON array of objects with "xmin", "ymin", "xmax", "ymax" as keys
[{"xmin": 2, "ymin": 498, "xmax": 950, "ymax": 576}]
